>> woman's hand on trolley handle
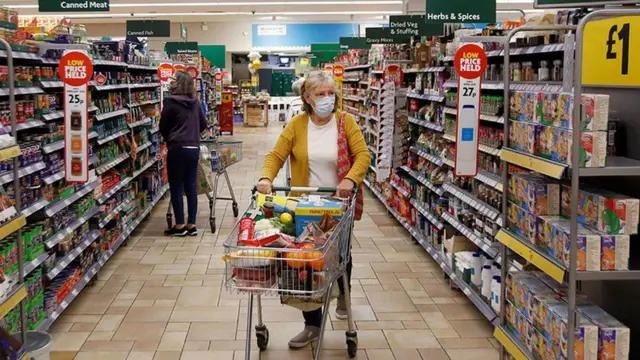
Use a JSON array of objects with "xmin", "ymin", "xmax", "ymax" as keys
[
  {"xmin": 336, "ymin": 178, "xmax": 355, "ymax": 198},
  {"xmin": 257, "ymin": 178, "xmax": 273, "ymax": 194}
]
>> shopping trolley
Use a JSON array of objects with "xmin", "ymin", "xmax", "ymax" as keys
[
  {"xmin": 223, "ymin": 186, "xmax": 358, "ymax": 360},
  {"xmin": 165, "ymin": 138, "xmax": 243, "ymax": 234}
]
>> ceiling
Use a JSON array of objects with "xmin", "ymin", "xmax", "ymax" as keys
[{"xmin": 9, "ymin": 0, "xmax": 540, "ymax": 23}]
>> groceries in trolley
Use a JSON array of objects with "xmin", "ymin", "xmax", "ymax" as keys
[{"xmin": 223, "ymin": 193, "xmax": 347, "ymax": 295}]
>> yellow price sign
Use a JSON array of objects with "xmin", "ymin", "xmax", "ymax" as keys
[{"xmin": 583, "ymin": 15, "xmax": 639, "ymax": 87}]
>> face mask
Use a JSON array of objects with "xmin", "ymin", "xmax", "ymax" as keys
[{"xmin": 311, "ymin": 96, "xmax": 335, "ymax": 117}]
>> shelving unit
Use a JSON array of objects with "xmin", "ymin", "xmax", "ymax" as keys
[{"xmin": 0, "ymin": 36, "xmax": 171, "ymax": 343}]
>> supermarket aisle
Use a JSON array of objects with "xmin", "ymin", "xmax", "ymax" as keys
[{"xmin": 49, "ymin": 121, "xmax": 499, "ymax": 360}]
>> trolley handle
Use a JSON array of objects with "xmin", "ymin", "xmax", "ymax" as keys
[{"xmin": 252, "ymin": 185, "xmax": 357, "ymax": 195}]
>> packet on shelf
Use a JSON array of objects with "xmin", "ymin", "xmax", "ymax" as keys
[
  {"xmin": 577, "ymin": 305, "xmax": 630, "ymax": 360},
  {"xmin": 561, "ymin": 185, "xmax": 639, "ymax": 235},
  {"xmin": 508, "ymin": 173, "xmax": 560, "ymax": 216}
]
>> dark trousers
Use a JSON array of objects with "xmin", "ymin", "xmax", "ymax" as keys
[
  {"xmin": 167, "ymin": 147, "xmax": 200, "ymax": 225},
  {"xmin": 303, "ymin": 256, "xmax": 353, "ymax": 327}
]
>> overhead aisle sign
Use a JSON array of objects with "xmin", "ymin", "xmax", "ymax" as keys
[
  {"xmin": 365, "ymin": 28, "xmax": 410, "ymax": 44},
  {"xmin": 389, "ymin": 15, "xmax": 444, "ymax": 36},
  {"xmin": 59, "ymin": 50, "xmax": 93, "ymax": 183},
  {"xmin": 425, "ymin": 0, "xmax": 496, "ymax": 24},
  {"xmin": 126, "ymin": 20, "xmax": 171, "ymax": 37},
  {"xmin": 582, "ymin": 15, "xmax": 640, "ymax": 87},
  {"xmin": 39, "ymin": 0, "xmax": 110, "ymax": 12},
  {"xmin": 453, "ymin": 44, "xmax": 487, "ymax": 177},
  {"xmin": 339, "ymin": 37, "xmax": 372, "ymax": 50}
]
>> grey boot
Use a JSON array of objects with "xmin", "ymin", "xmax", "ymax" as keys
[
  {"xmin": 336, "ymin": 295, "xmax": 348, "ymax": 320},
  {"xmin": 288, "ymin": 325, "xmax": 320, "ymax": 348}
]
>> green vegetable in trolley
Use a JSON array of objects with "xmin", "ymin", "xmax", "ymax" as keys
[{"xmin": 269, "ymin": 217, "xmax": 296, "ymax": 236}]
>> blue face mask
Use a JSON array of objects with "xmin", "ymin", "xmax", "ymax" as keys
[{"xmin": 311, "ymin": 96, "xmax": 335, "ymax": 117}]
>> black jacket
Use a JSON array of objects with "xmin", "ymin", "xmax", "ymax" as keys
[{"xmin": 159, "ymin": 95, "xmax": 208, "ymax": 149}]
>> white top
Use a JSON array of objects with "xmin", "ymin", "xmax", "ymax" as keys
[{"xmin": 307, "ymin": 114, "xmax": 339, "ymax": 188}]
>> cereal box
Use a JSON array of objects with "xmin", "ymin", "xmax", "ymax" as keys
[
  {"xmin": 509, "ymin": 91, "xmax": 525, "ymax": 121},
  {"xmin": 537, "ymin": 92, "xmax": 559, "ymax": 126},
  {"xmin": 557, "ymin": 93, "xmax": 574, "ymax": 129},
  {"xmin": 547, "ymin": 218, "xmax": 601, "ymax": 271},
  {"xmin": 600, "ymin": 235, "xmax": 630, "ymax": 271},
  {"xmin": 578, "ymin": 305, "xmax": 630, "ymax": 360},
  {"xmin": 509, "ymin": 120, "xmax": 539, "ymax": 154},
  {"xmin": 581, "ymin": 93, "xmax": 609, "ymax": 131},
  {"xmin": 596, "ymin": 190, "xmax": 639, "ymax": 235},
  {"xmin": 507, "ymin": 203, "xmax": 537, "ymax": 245},
  {"xmin": 510, "ymin": 173, "xmax": 560, "ymax": 216},
  {"xmin": 547, "ymin": 303, "xmax": 599, "ymax": 360},
  {"xmin": 575, "ymin": 131, "xmax": 607, "ymax": 168},
  {"xmin": 524, "ymin": 91, "xmax": 537, "ymax": 122},
  {"xmin": 294, "ymin": 199, "xmax": 343, "ymax": 235},
  {"xmin": 535, "ymin": 125, "xmax": 571, "ymax": 164}
]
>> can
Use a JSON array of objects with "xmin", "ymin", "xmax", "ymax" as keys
[{"xmin": 238, "ymin": 217, "xmax": 254, "ymax": 243}]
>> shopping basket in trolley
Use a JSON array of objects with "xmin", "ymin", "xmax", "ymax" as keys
[
  {"xmin": 223, "ymin": 186, "xmax": 358, "ymax": 360},
  {"xmin": 165, "ymin": 138, "xmax": 243, "ymax": 233}
]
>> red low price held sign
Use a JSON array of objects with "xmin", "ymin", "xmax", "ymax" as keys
[
  {"xmin": 186, "ymin": 65, "xmax": 199, "ymax": 80},
  {"xmin": 157, "ymin": 63, "xmax": 175, "ymax": 83},
  {"xmin": 453, "ymin": 44, "xmax": 487, "ymax": 177},
  {"xmin": 59, "ymin": 51, "xmax": 93, "ymax": 183}
]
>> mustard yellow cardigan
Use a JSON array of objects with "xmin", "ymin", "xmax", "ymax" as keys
[{"xmin": 260, "ymin": 111, "xmax": 371, "ymax": 188}]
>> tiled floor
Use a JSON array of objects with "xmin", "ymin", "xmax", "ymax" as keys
[{"xmin": 50, "ymin": 121, "xmax": 500, "ymax": 360}]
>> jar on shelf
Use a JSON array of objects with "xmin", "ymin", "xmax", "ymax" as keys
[
  {"xmin": 522, "ymin": 62, "xmax": 534, "ymax": 81},
  {"xmin": 73, "ymin": 24, "xmax": 87, "ymax": 43},
  {"xmin": 538, "ymin": 60, "xmax": 550, "ymax": 81},
  {"xmin": 511, "ymin": 62, "xmax": 521, "ymax": 82},
  {"xmin": 552, "ymin": 60, "xmax": 563, "ymax": 81}
]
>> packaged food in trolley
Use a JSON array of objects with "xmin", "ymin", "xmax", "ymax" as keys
[{"xmin": 223, "ymin": 192, "xmax": 354, "ymax": 299}]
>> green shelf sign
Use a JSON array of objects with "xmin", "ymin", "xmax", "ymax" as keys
[
  {"xmin": 389, "ymin": 15, "xmax": 444, "ymax": 36},
  {"xmin": 425, "ymin": 0, "xmax": 496, "ymax": 24},
  {"xmin": 339, "ymin": 37, "xmax": 372, "ymax": 50},
  {"xmin": 39, "ymin": 0, "xmax": 110, "ymax": 12},
  {"xmin": 365, "ymin": 28, "xmax": 410, "ymax": 44},
  {"xmin": 165, "ymin": 42, "xmax": 199, "ymax": 55},
  {"xmin": 535, "ymin": 0, "xmax": 637, "ymax": 7},
  {"xmin": 126, "ymin": 20, "xmax": 171, "ymax": 38}
]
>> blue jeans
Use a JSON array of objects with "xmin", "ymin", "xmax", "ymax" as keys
[{"xmin": 167, "ymin": 147, "xmax": 200, "ymax": 225}]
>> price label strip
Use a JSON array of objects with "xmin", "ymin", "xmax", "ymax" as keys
[{"xmin": 60, "ymin": 51, "xmax": 93, "ymax": 183}]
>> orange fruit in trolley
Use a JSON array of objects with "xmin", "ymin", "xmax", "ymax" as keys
[
  {"xmin": 304, "ymin": 244, "xmax": 325, "ymax": 271},
  {"xmin": 285, "ymin": 250, "xmax": 306, "ymax": 269},
  {"xmin": 285, "ymin": 244, "xmax": 324, "ymax": 270}
]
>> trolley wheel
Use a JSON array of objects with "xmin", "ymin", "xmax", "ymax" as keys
[
  {"xmin": 232, "ymin": 202, "xmax": 239, "ymax": 217},
  {"xmin": 346, "ymin": 332, "xmax": 358, "ymax": 358},
  {"xmin": 255, "ymin": 325, "xmax": 269, "ymax": 351},
  {"xmin": 210, "ymin": 218, "xmax": 216, "ymax": 234},
  {"xmin": 166, "ymin": 214, "xmax": 172, "ymax": 229}
]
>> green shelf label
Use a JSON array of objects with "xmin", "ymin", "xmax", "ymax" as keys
[{"xmin": 39, "ymin": 0, "xmax": 110, "ymax": 12}]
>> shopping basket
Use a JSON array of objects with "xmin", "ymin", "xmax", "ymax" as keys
[
  {"xmin": 165, "ymin": 138, "xmax": 243, "ymax": 233},
  {"xmin": 223, "ymin": 186, "xmax": 358, "ymax": 360}
]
